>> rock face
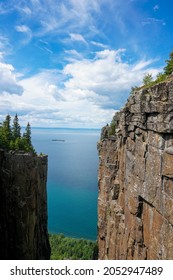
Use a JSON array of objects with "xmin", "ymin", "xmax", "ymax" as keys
[
  {"xmin": 0, "ymin": 150, "xmax": 50, "ymax": 260},
  {"xmin": 98, "ymin": 78, "xmax": 173, "ymax": 260}
]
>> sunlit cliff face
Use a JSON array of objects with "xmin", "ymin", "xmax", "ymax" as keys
[{"xmin": 98, "ymin": 78, "xmax": 173, "ymax": 260}]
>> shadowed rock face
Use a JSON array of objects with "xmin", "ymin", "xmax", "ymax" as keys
[
  {"xmin": 98, "ymin": 78, "xmax": 173, "ymax": 260},
  {"xmin": 0, "ymin": 151, "xmax": 50, "ymax": 260}
]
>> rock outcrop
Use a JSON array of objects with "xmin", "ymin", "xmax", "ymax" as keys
[
  {"xmin": 0, "ymin": 150, "xmax": 50, "ymax": 259},
  {"xmin": 98, "ymin": 78, "xmax": 173, "ymax": 259}
]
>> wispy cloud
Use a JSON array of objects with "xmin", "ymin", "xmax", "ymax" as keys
[
  {"xmin": 132, "ymin": 59, "xmax": 157, "ymax": 71},
  {"xmin": 91, "ymin": 41, "xmax": 108, "ymax": 49},
  {"xmin": 36, "ymin": 40, "xmax": 53, "ymax": 54},
  {"xmin": 0, "ymin": 34, "xmax": 12, "ymax": 54},
  {"xmin": 142, "ymin": 17, "xmax": 166, "ymax": 26},
  {"xmin": 0, "ymin": 0, "xmax": 144, "ymax": 57},
  {"xmin": 15, "ymin": 25, "xmax": 30, "ymax": 33},
  {"xmin": 69, "ymin": 33, "xmax": 88, "ymax": 44},
  {"xmin": 1, "ymin": 0, "xmax": 101, "ymax": 39},
  {"xmin": 15, "ymin": 25, "xmax": 33, "ymax": 44},
  {"xmin": 64, "ymin": 50, "xmax": 83, "ymax": 62}
]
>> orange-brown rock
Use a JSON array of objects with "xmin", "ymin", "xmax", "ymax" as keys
[{"xmin": 98, "ymin": 77, "xmax": 173, "ymax": 259}]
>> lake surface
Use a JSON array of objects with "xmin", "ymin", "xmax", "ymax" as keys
[{"xmin": 32, "ymin": 128, "xmax": 100, "ymax": 240}]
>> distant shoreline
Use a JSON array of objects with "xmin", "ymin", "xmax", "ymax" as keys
[
  {"xmin": 31, "ymin": 127, "xmax": 101, "ymax": 131},
  {"xmin": 49, "ymin": 232, "xmax": 96, "ymax": 242}
]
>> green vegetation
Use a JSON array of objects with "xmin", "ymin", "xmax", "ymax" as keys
[
  {"xmin": 131, "ymin": 50, "xmax": 173, "ymax": 92},
  {"xmin": 155, "ymin": 72, "xmax": 167, "ymax": 83},
  {"xmin": 142, "ymin": 73, "xmax": 153, "ymax": 86},
  {"xmin": 0, "ymin": 114, "xmax": 35, "ymax": 153},
  {"xmin": 130, "ymin": 85, "xmax": 139, "ymax": 94},
  {"xmin": 164, "ymin": 51, "xmax": 173, "ymax": 75},
  {"xmin": 49, "ymin": 233, "xmax": 98, "ymax": 260},
  {"xmin": 108, "ymin": 118, "xmax": 116, "ymax": 136}
]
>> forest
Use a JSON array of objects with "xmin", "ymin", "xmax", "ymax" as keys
[
  {"xmin": 49, "ymin": 234, "xmax": 98, "ymax": 260},
  {"xmin": 0, "ymin": 114, "xmax": 35, "ymax": 153}
]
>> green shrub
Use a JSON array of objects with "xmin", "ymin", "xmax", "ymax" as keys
[
  {"xmin": 155, "ymin": 72, "xmax": 167, "ymax": 83},
  {"xmin": 108, "ymin": 119, "xmax": 116, "ymax": 136}
]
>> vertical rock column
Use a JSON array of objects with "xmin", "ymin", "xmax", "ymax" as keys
[{"xmin": 0, "ymin": 150, "xmax": 50, "ymax": 259}]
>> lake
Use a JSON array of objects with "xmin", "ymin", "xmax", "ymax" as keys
[{"xmin": 32, "ymin": 128, "xmax": 100, "ymax": 240}]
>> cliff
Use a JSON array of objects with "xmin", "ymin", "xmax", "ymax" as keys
[
  {"xmin": 0, "ymin": 150, "xmax": 50, "ymax": 259},
  {"xmin": 98, "ymin": 77, "xmax": 173, "ymax": 259}
]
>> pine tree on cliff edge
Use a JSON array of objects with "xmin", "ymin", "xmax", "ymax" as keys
[
  {"xmin": 23, "ymin": 122, "xmax": 32, "ymax": 147},
  {"xmin": 12, "ymin": 113, "xmax": 21, "ymax": 140},
  {"xmin": 164, "ymin": 51, "xmax": 173, "ymax": 75},
  {"xmin": 0, "ymin": 114, "xmax": 35, "ymax": 153}
]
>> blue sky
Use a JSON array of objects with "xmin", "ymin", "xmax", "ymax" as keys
[{"xmin": 0, "ymin": 0, "xmax": 173, "ymax": 128}]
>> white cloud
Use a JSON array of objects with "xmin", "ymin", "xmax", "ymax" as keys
[
  {"xmin": 64, "ymin": 50, "xmax": 83, "ymax": 62},
  {"xmin": 91, "ymin": 41, "xmax": 108, "ymax": 49},
  {"xmin": 15, "ymin": 25, "xmax": 32, "ymax": 44},
  {"xmin": 15, "ymin": 25, "xmax": 32, "ymax": 34},
  {"xmin": 70, "ymin": 33, "xmax": 87, "ymax": 44},
  {"xmin": 0, "ymin": 34, "xmax": 12, "ymax": 54},
  {"xmin": 132, "ymin": 59, "xmax": 156, "ymax": 71},
  {"xmin": 0, "ymin": 69, "xmax": 111, "ymax": 128},
  {"xmin": 0, "ymin": 61, "xmax": 23, "ymax": 95},
  {"xmin": 21, "ymin": 6, "xmax": 32, "ymax": 15},
  {"xmin": 15, "ymin": 25, "xmax": 30, "ymax": 33},
  {"xmin": 62, "ymin": 49, "xmax": 161, "ymax": 110},
  {"xmin": 3, "ymin": 0, "xmax": 101, "ymax": 39},
  {"xmin": 0, "ymin": 49, "xmax": 161, "ymax": 128}
]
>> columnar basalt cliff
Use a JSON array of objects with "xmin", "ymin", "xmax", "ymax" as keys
[
  {"xmin": 98, "ymin": 77, "xmax": 173, "ymax": 259},
  {"xmin": 0, "ymin": 150, "xmax": 50, "ymax": 259}
]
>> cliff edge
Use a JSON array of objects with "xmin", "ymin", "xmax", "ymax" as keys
[
  {"xmin": 0, "ymin": 150, "xmax": 50, "ymax": 259},
  {"xmin": 98, "ymin": 77, "xmax": 173, "ymax": 259}
]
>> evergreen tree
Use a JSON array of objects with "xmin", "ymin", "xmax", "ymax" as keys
[
  {"xmin": 164, "ymin": 51, "xmax": 173, "ymax": 75},
  {"xmin": 22, "ymin": 122, "xmax": 35, "ymax": 153},
  {"xmin": 12, "ymin": 114, "xmax": 21, "ymax": 140},
  {"xmin": 143, "ymin": 73, "xmax": 153, "ymax": 86},
  {"xmin": 23, "ymin": 122, "xmax": 31, "ymax": 146},
  {"xmin": 0, "ymin": 114, "xmax": 35, "ymax": 154},
  {"xmin": 0, "ymin": 114, "xmax": 12, "ymax": 148},
  {"xmin": 3, "ymin": 114, "xmax": 12, "ymax": 139},
  {"xmin": 49, "ymin": 234, "xmax": 98, "ymax": 260}
]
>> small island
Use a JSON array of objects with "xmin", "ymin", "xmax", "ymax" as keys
[{"xmin": 51, "ymin": 139, "xmax": 65, "ymax": 142}]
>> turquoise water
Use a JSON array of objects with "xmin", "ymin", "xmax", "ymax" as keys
[{"xmin": 32, "ymin": 128, "xmax": 100, "ymax": 240}]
